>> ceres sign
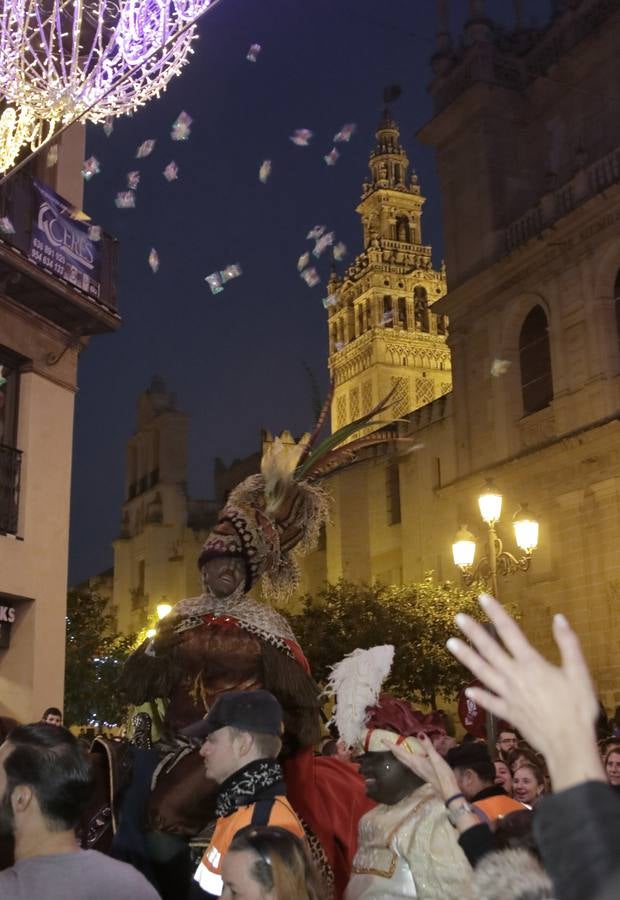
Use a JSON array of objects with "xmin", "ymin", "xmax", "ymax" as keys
[{"xmin": 0, "ymin": 605, "xmax": 16, "ymax": 649}]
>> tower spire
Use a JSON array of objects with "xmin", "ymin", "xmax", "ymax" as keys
[{"xmin": 368, "ymin": 86, "xmax": 408, "ymax": 189}]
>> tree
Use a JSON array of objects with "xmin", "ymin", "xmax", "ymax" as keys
[
  {"xmin": 64, "ymin": 590, "xmax": 136, "ymax": 728},
  {"xmin": 288, "ymin": 575, "xmax": 497, "ymax": 709}
]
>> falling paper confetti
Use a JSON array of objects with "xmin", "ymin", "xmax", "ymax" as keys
[
  {"xmin": 259, "ymin": 160, "xmax": 272, "ymax": 183},
  {"xmin": 220, "ymin": 263, "xmax": 242, "ymax": 282},
  {"xmin": 0, "ymin": 217, "xmax": 15, "ymax": 235},
  {"xmin": 136, "ymin": 139, "xmax": 156, "ymax": 158},
  {"xmin": 307, "ymin": 225, "xmax": 325, "ymax": 240},
  {"xmin": 46, "ymin": 145, "xmax": 58, "ymax": 167},
  {"xmin": 163, "ymin": 161, "xmax": 179, "ymax": 181},
  {"xmin": 70, "ymin": 208, "xmax": 90, "ymax": 222},
  {"xmin": 290, "ymin": 128, "xmax": 313, "ymax": 147},
  {"xmin": 115, "ymin": 191, "xmax": 136, "ymax": 209},
  {"xmin": 205, "ymin": 272, "xmax": 224, "ymax": 294},
  {"xmin": 297, "ymin": 252, "xmax": 310, "ymax": 272},
  {"xmin": 491, "ymin": 358, "xmax": 511, "ymax": 377},
  {"xmin": 300, "ymin": 267, "xmax": 320, "ymax": 287},
  {"xmin": 324, "ymin": 147, "xmax": 339, "ymax": 166},
  {"xmin": 335, "ymin": 341, "xmax": 344, "ymax": 351},
  {"xmin": 171, "ymin": 111, "xmax": 192, "ymax": 141},
  {"xmin": 382, "ymin": 311, "xmax": 394, "ymax": 325},
  {"xmin": 333, "ymin": 241, "xmax": 347, "ymax": 261},
  {"xmin": 313, "ymin": 232, "xmax": 335, "ymax": 257},
  {"xmin": 322, "ymin": 294, "xmax": 337, "ymax": 309},
  {"xmin": 103, "ymin": 119, "xmax": 114, "ymax": 137},
  {"xmin": 246, "ymin": 43, "xmax": 261, "ymax": 62},
  {"xmin": 81, "ymin": 156, "xmax": 100, "ymax": 180},
  {"xmin": 127, "ymin": 170, "xmax": 140, "ymax": 190},
  {"xmin": 148, "ymin": 248, "xmax": 160, "ymax": 273},
  {"xmin": 88, "ymin": 225, "xmax": 102, "ymax": 241},
  {"xmin": 333, "ymin": 123, "xmax": 357, "ymax": 142}
]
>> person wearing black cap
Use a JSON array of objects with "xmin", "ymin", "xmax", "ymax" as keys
[
  {"xmin": 446, "ymin": 743, "xmax": 525, "ymax": 825},
  {"xmin": 191, "ymin": 689, "xmax": 305, "ymax": 898}
]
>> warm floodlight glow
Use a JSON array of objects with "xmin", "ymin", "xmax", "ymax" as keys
[
  {"xmin": 478, "ymin": 482, "xmax": 502, "ymax": 525},
  {"xmin": 145, "ymin": 627, "xmax": 157, "ymax": 638},
  {"xmin": 0, "ymin": 1, "xmax": 215, "ymax": 125},
  {"xmin": 513, "ymin": 505, "xmax": 539, "ymax": 554},
  {"xmin": 452, "ymin": 525, "xmax": 476, "ymax": 569},
  {"xmin": 0, "ymin": 104, "xmax": 53, "ymax": 174},
  {"xmin": 157, "ymin": 602, "xmax": 172, "ymax": 620}
]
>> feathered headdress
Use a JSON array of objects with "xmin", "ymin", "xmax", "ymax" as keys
[
  {"xmin": 325, "ymin": 644, "xmax": 426, "ymax": 756},
  {"xmin": 199, "ymin": 384, "xmax": 404, "ymax": 600}
]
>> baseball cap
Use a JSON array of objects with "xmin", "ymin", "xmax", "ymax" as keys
[{"xmin": 181, "ymin": 689, "xmax": 283, "ymax": 741}]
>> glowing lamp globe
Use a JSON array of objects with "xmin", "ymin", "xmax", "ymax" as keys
[
  {"xmin": 157, "ymin": 601, "xmax": 172, "ymax": 620},
  {"xmin": 513, "ymin": 505, "xmax": 539, "ymax": 554},
  {"xmin": 452, "ymin": 525, "xmax": 476, "ymax": 569},
  {"xmin": 0, "ymin": 0, "xmax": 215, "ymax": 125},
  {"xmin": 478, "ymin": 482, "xmax": 502, "ymax": 525}
]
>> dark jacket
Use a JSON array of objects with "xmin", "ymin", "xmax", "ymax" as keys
[{"xmin": 533, "ymin": 780, "xmax": 620, "ymax": 900}]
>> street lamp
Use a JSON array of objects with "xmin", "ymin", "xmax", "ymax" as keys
[
  {"xmin": 157, "ymin": 602, "xmax": 173, "ymax": 620},
  {"xmin": 451, "ymin": 481, "xmax": 539, "ymax": 745}
]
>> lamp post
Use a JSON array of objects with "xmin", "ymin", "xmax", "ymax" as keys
[{"xmin": 452, "ymin": 481, "xmax": 539, "ymax": 745}]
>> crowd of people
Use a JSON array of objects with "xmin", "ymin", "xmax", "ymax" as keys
[{"xmin": 0, "ymin": 595, "xmax": 619, "ymax": 898}]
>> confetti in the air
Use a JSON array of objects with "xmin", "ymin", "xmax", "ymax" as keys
[
  {"xmin": 333, "ymin": 242, "xmax": 347, "ymax": 261},
  {"xmin": 127, "ymin": 170, "xmax": 140, "ymax": 190},
  {"xmin": 300, "ymin": 267, "xmax": 320, "ymax": 287},
  {"xmin": 324, "ymin": 148, "xmax": 339, "ymax": 166},
  {"xmin": 246, "ymin": 43, "xmax": 261, "ymax": 62},
  {"xmin": 148, "ymin": 248, "xmax": 160, "ymax": 273},
  {"xmin": 335, "ymin": 341, "xmax": 344, "ymax": 351},
  {"xmin": 115, "ymin": 191, "xmax": 136, "ymax": 209},
  {"xmin": 334, "ymin": 123, "xmax": 357, "ymax": 143},
  {"xmin": 136, "ymin": 139, "xmax": 156, "ymax": 158},
  {"xmin": 290, "ymin": 128, "xmax": 313, "ymax": 147},
  {"xmin": 205, "ymin": 272, "xmax": 224, "ymax": 294},
  {"xmin": 81, "ymin": 156, "xmax": 100, "ymax": 180},
  {"xmin": 220, "ymin": 263, "xmax": 242, "ymax": 282},
  {"xmin": 46, "ymin": 145, "xmax": 58, "ymax": 167},
  {"xmin": 163, "ymin": 161, "xmax": 179, "ymax": 181},
  {"xmin": 306, "ymin": 225, "xmax": 325, "ymax": 240},
  {"xmin": 491, "ymin": 358, "xmax": 511, "ymax": 378},
  {"xmin": 103, "ymin": 119, "xmax": 114, "ymax": 137},
  {"xmin": 382, "ymin": 311, "xmax": 394, "ymax": 325},
  {"xmin": 313, "ymin": 232, "xmax": 335, "ymax": 257},
  {"xmin": 88, "ymin": 225, "xmax": 102, "ymax": 241},
  {"xmin": 297, "ymin": 252, "xmax": 310, "ymax": 272},
  {"xmin": 171, "ymin": 111, "xmax": 192, "ymax": 141},
  {"xmin": 259, "ymin": 160, "xmax": 272, "ymax": 183},
  {"xmin": 0, "ymin": 217, "xmax": 15, "ymax": 235},
  {"xmin": 322, "ymin": 294, "xmax": 337, "ymax": 309}
]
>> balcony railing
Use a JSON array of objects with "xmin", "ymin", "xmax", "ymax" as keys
[
  {"xmin": 0, "ymin": 171, "xmax": 119, "ymax": 333},
  {"xmin": 0, "ymin": 444, "xmax": 21, "ymax": 535}
]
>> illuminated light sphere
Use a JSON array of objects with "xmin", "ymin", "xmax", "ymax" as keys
[
  {"xmin": 452, "ymin": 525, "xmax": 477, "ymax": 569},
  {"xmin": 0, "ymin": 1, "xmax": 214, "ymax": 125},
  {"xmin": 513, "ymin": 505, "xmax": 539, "ymax": 554},
  {"xmin": 0, "ymin": 103, "xmax": 54, "ymax": 174}
]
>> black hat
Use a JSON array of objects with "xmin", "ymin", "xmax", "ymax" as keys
[
  {"xmin": 181, "ymin": 690, "xmax": 283, "ymax": 741},
  {"xmin": 446, "ymin": 742, "xmax": 493, "ymax": 770}
]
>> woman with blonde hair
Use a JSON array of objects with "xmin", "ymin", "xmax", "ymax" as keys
[{"xmin": 221, "ymin": 825, "xmax": 324, "ymax": 900}]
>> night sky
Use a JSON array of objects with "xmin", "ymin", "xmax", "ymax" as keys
[{"xmin": 69, "ymin": 0, "xmax": 546, "ymax": 584}]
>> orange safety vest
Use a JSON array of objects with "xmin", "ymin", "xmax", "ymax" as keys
[
  {"xmin": 474, "ymin": 793, "xmax": 526, "ymax": 823},
  {"xmin": 193, "ymin": 795, "xmax": 305, "ymax": 896}
]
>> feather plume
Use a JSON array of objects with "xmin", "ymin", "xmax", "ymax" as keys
[
  {"xmin": 296, "ymin": 382, "xmax": 334, "ymax": 468},
  {"xmin": 261, "ymin": 434, "xmax": 309, "ymax": 516},
  {"xmin": 324, "ymin": 645, "xmax": 395, "ymax": 749}
]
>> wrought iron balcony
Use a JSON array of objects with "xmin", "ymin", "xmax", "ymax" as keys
[
  {"xmin": 0, "ymin": 444, "xmax": 22, "ymax": 535},
  {"xmin": 0, "ymin": 171, "xmax": 120, "ymax": 335}
]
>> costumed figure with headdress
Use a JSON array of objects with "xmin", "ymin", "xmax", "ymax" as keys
[
  {"xmin": 325, "ymin": 646, "xmax": 473, "ymax": 900},
  {"xmin": 98, "ymin": 391, "xmax": 402, "ymax": 899}
]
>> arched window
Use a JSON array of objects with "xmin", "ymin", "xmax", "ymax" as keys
[
  {"xmin": 519, "ymin": 305, "xmax": 553, "ymax": 416},
  {"xmin": 395, "ymin": 216, "xmax": 411, "ymax": 243},
  {"xmin": 413, "ymin": 287, "xmax": 429, "ymax": 332}
]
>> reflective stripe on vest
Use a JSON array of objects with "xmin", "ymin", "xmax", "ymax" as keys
[{"xmin": 194, "ymin": 860, "xmax": 224, "ymax": 895}]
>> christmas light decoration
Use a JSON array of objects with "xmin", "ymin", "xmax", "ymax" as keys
[
  {"xmin": 0, "ymin": 103, "xmax": 54, "ymax": 174},
  {"xmin": 0, "ymin": 1, "xmax": 216, "ymax": 126}
]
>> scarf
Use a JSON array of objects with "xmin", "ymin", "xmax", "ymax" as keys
[{"xmin": 215, "ymin": 758, "xmax": 285, "ymax": 819}]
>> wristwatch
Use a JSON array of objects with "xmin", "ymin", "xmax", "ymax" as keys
[{"xmin": 446, "ymin": 800, "xmax": 476, "ymax": 827}]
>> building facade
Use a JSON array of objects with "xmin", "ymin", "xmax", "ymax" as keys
[
  {"xmin": 0, "ymin": 126, "xmax": 120, "ymax": 722},
  {"xmin": 299, "ymin": 0, "xmax": 620, "ymax": 711}
]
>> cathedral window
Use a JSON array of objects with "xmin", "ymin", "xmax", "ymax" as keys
[
  {"xmin": 519, "ymin": 305, "xmax": 553, "ymax": 416},
  {"xmin": 383, "ymin": 295, "xmax": 394, "ymax": 328},
  {"xmin": 414, "ymin": 287, "xmax": 430, "ymax": 332},
  {"xmin": 398, "ymin": 297, "xmax": 407, "ymax": 328},
  {"xmin": 395, "ymin": 216, "xmax": 411, "ymax": 243},
  {"xmin": 386, "ymin": 462, "xmax": 402, "ymax": 526}
]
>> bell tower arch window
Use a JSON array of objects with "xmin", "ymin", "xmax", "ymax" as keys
[
  {"xmin": 395, "ymin": 216, "xmax": 411, "ymax": 243},
  {"xmin": 519, "ymin": 305, "xmax": 553, "ymax": 416}
]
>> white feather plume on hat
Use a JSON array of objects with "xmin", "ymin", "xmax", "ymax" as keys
[{"xmin": 324, "ymin": 645, "xmax": 395, "ymax": 750}]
